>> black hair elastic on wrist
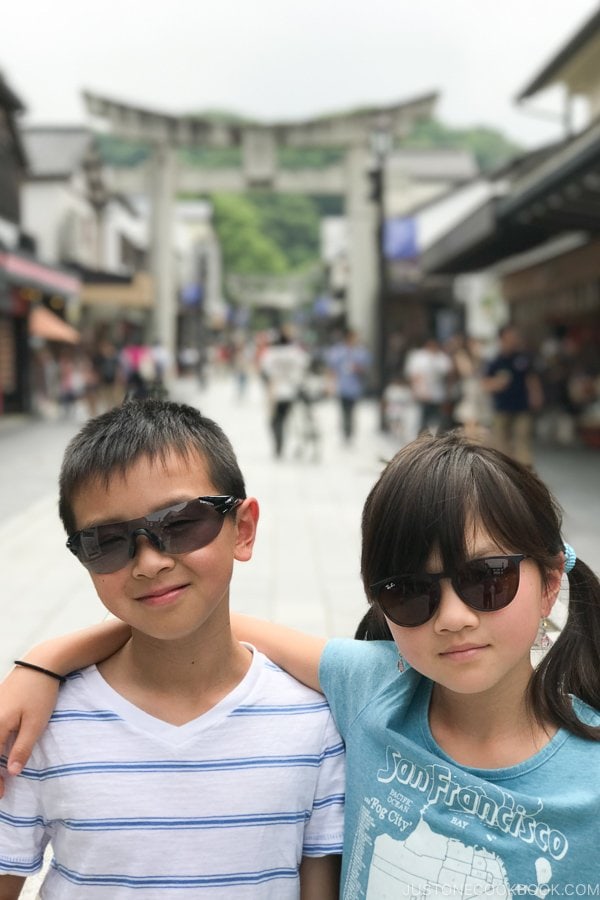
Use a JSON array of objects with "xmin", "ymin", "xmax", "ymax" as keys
[{"xmin": 14, "ymin": 660, "xmax": 66, "ymax": 685}]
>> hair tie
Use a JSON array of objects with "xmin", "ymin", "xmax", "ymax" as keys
[
  {"xmin": 563, "ymin": 543, "xmax": 577, "ymax": 574},
  {"xmin": 14, "ymin": 660, "xmax": 66, "ymax": 684}
]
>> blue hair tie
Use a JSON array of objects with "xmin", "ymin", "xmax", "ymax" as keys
[{"xmin": 563, "ymin": 543, "xmax": 576, "ymax": 573}]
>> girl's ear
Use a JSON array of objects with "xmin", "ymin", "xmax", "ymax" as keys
[
  {"xmin": 234, "ymin": 498, "xmax": 259, "ymax": 562},
  {"xmin": 541, "ymin": 563, "xmax": 564, "ymax": 619}
]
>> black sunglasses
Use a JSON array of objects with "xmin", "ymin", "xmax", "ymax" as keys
[
  {"xmin": 370, "ymin": 554, "xmax": 527, "ymax": 628},
  {"xmin": 67, "ymin": 495, "xmax": 243, "ymax": 574}
]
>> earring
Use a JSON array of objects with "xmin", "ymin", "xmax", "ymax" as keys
[
  {"xmin": 533, "ymin": 618, "xmax": 551, "ymax": 654},
  {"xmin": 397, "ymin": 653, "xmax": 407, "ymax": 674}
]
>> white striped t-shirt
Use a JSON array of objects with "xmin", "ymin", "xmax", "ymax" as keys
[{"xmin": 0, "ymin": 648, "xmax": 345, "ymax": 898}]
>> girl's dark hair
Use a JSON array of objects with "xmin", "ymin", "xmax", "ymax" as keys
[
  {"xmin": 354, "ymin": 605, "xmax": 393, "ymax": 641},
  {"xmin": 59, "ymin": 399, "xmax": 246, "ymax": 535},
  {"xmin": 360, "ymin": 430, "xmax": 600, "ymax": 740}
]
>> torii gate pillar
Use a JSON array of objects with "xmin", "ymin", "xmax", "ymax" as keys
[
  {"xmin": 345, "ymin": 143, "xmax": 378, "ymax": 347},
  {"xmin": 148, "ymin": 142, "xmax": 177, "ymax": 357}
]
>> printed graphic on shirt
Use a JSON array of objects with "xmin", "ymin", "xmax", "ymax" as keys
[
  {"xmin": 343, "ymin": 745, "xmax": 563, "ymax": 899},
  {"xmin": 367, "ymin": 820, "xmax": 510, "ymax": 897}
]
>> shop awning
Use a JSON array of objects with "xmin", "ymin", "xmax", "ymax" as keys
[
  {"xmin": 420, "ymin": 197, "xmax": 551, "ymax": 274},
  {"xmin": 29, "ymin": 305, "xmax": 80, "ymax": 344},
  {"xmin": 422, "ymin": 117, "xmax": 600, "ymax": 274},
  {"xmin": 0, "ymin": 250, "xmax": 80, "ymax": 296}
]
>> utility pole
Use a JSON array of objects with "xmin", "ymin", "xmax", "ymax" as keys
[{"xmin": 368, "ymin": 127, "xmax": 391, "ymax": 430}]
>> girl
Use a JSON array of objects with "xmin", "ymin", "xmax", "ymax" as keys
[{"xmin": 2, "ymin": 432, "xmax": 599, "ymax": 896}]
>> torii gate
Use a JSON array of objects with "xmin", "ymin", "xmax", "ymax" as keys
[{"xmin": 84, "ymin": 90, "xmax": 438, "ymax": 360}]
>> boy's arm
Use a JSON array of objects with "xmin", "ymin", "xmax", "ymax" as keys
[
  {"xmin": 0, "ymin": 875, "xmax": 26, "ymax": 899},
  {"xmin": 0, "ymin": 619, "xmax": 130, "ymax": 786},
  {"xmin": 300, "ymin": 855, "xmax": 341, "ymax": 900},
  {"xmin": 231, "ymin": 614, "xmax": 326, "ymax": 692}
]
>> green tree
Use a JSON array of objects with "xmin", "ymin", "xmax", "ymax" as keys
[
  {"xmin": 248, "ymin": 193, "xmax": 320, "ymax": 269},
  {"xmin": 211, "ymin": 193, "xmax": 287, "ymax": 275},
  {"xmin": 402, "ymin": 120, "xmax": 522, "ymax": 172},
  {"xmin": 278, "ymin": 147, "xmax": 344, "ymax": 170},
  {"xmin": 96, "ymin": 134, "xmax": 151, "ymax": 167},
  {"xmin": 179, "ymin": 147, "xmax": 242, "ymax": 169}
]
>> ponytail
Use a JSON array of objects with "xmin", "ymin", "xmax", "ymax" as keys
[
  {"xmin": 530, "ymin": 558, "xmax": 600, "ymax": 740},
  {"xmin": 354, "ymin": 605, "xmax": 393, "ymax": 641}
]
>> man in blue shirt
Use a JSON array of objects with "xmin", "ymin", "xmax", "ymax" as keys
[
  {"xmin": 326, "ymin": 329, "xmax": 372, "ymax": 444},
  {"xmin": 484, "ymin": 324, "xmax": 543, "ymax": 467}
]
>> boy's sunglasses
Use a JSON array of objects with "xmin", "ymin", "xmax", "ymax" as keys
[
  {"xmin": 67, "ymin": 495, "xmax": 243, "ymax": 574},
  {"xmin": 370, "ymin": 554, "xmax": 527, "ymax": 628}
]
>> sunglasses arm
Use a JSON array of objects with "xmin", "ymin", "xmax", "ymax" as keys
[{"xmin": 231, "ymin": 613, "xmax": 325, "ymax": 693}]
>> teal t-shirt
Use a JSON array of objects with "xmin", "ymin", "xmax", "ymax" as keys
[{"xmin": 320, "ymin": 638, "xmax": 600, "ymax": 899}]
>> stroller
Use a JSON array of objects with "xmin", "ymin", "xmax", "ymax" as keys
[{"xmin": 291, "ymin": 358, "xmax": 325, "ymax": 463}]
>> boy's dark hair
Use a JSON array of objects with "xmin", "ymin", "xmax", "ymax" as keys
[
  {"xmin": 59, "ymin": 399, "xmax": 246, "ymax": 536},
  {"xmin": 360, "ymin": 430, "xmax": 600, "ymax": 740}
]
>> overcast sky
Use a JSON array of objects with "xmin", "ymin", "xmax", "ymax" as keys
[{"xmin": 2, "ymin": 0, "xmax": 599, "ymax": 149}]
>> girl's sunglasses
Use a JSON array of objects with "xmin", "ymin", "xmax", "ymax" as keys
[
  {"xmin": 67, "ymin": 495, "xmax": 242, "ymax": 574},
  {"xmin": 370, "ymin": 554, "xmax": 527, "ymax": 628}
]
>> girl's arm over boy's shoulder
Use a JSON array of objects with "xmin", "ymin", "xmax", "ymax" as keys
[
  {"xmin": 231, "ymin": 614, "xmax": 326, "ymax": 693},
  {"xmin": 0, "ymin": 614, "xmax": 323, "ymax": 786},
  {"xmin": 0, "ymin": 619, "xmax": 130, "ymax": 790}
]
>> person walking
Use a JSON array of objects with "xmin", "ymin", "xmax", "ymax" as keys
[
  {"xmin": 260, "ymin": 327, "xmax": 309, "ymax": 459},
  {"xmin": 92, "ymin": 339, "xmax": 123, "ymax": 413},
  {"xmin": 326, "ymin": 328, "xmax": 371, "ymax": 444},
  {"xmin": 450, "ymin": 334, "xmax": 489, "ymax": 440},
  {"xmin": 404, "ymin": 336, "xmax": 453, "ymax": 434},
  {"xmin": 119, "ymin": 333, "xmax": 156, "ymax": 401},
  {"xmin": 483, "ymin": 324, "xmax": 543, "ymax": 467}
]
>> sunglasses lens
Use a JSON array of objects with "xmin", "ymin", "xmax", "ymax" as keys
[
  {"xmin": 75, "ymin": 500, "xmax": 228, "ymax": 574},
  {"xmin": 455, "ymin": 557, "xmax": 520, "ymax": 611},
  {"xmin": 372, "ymin": 555, "xmax": 525, "ymax": 626},
  {"xmin": 158, "ymin": 501, "xmax": 224, "ymax": 555},
  {"xmin": 377, "ymin": 577, "xmax": 440, "ymax": 627},
  {"xmin": 78, "ymin": 527, "xmax": 131, "ymax": 574}
]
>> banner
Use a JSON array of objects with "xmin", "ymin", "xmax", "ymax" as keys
[{"xmin": 384, "ymin": 217, "xmax": 418, "ymax": 260}]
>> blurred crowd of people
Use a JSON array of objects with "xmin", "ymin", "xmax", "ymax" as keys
[
  {"xmin": 384, "ymin": 323, "xmax": 600, "ymax": 466},
  {"xmin": 241, "ymin": 320, "xmax": 600, "ymax": 465},
  {"xmin": 27, "ymin": 319, "xmax": 600, "ymax": 468},
  {"xmin": 30, "ymin": 332, "xmax": 173, "ymax": 421},
  {"xmin": 254, "ymin": 325, "xmax": 372, "ymax": 460}
]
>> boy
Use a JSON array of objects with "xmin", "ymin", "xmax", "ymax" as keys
[{"xmin": 0, "ymin": 400, "xmax": 344, "ymax": 898}]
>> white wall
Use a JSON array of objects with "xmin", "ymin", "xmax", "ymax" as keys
[
  {"xmin": 20, "ymin": 180, "xmax": 98, "ymax": 267},
  {"xmin": 102, "ymin": 201, "xmax": 148, "ymax": 273},
  {"xmin": 21, "ymin": 176, "xmax": 151, "ymax": 275},
  {"xmin": 387, "ymin": 179, "xmax": 458, "ymax": 219}
]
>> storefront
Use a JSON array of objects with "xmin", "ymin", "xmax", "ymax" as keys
[
  {"xmin": 421, "ymin": 119, "xmax": 600, "ymax": 446},
  {"xmin": 0, "ymin": 249, "xmax": 80, "ymax": 414}
]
